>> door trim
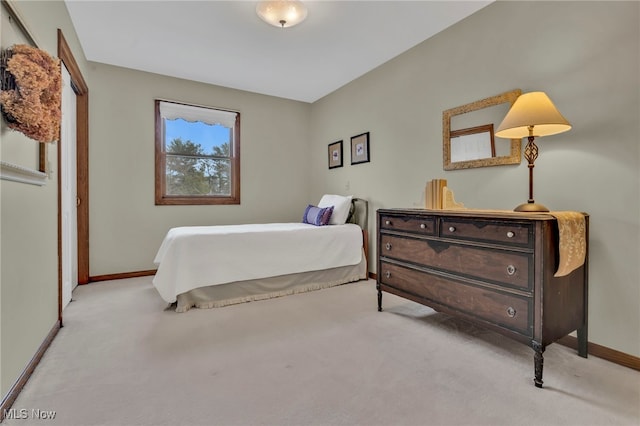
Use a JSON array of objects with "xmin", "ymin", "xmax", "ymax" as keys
[{"xmin": 57, "ymin": 29, "xmax": 89, "ymax": 324}]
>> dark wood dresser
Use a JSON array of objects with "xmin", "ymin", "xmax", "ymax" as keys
[{"xmin": 377, "ymin": 208, "xmax": 589, "ymax": 387}]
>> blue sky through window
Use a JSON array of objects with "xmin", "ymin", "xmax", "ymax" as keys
[{"xmin": 165, "ymin": 119, "xmax": 229, "ymax": 153}]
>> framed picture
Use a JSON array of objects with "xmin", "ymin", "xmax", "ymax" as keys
[
  {"xmin": 328, "ymin": 140, "xmax": 343, "ymax": 169},
  {"xmin": 350, "ymin": 132, "xmax": 370, "ymax": 165}
]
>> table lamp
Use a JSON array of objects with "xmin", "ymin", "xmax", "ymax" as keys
[{"xmin": 495, "ymin": 91, "xmax": 571, "ymax": 212}]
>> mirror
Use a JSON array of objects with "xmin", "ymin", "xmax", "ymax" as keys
[{"xmin": 443, "ymin": 89, "xmax": 522, "ymax": 170}]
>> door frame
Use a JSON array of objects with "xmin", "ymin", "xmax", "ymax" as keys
[{"xmin": 56, "ymin": 29, "xmax": 89, "ymax": 324}]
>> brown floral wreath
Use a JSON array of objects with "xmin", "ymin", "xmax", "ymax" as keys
[{"xmin": 0, "ymin": 44, "xmax": 61, "ymax": 143}]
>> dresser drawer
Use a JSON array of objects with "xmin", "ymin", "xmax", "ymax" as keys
[
  {"xmin": 380, "ymin": 214, "xmax": 435, "ymax": 236},
  {"xmin": 440, "ymin": 218, "xmax": 532, "ymax": 248},
  {"xmin": 379, "ymin": 261, "xmax": 532, "ymax": 337},
  {"xmin": 379, "ymin": 234, "xmax": 531, "ymax": 290}
]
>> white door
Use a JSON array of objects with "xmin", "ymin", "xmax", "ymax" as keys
[{"xmin": 61, "ymin": 65, "xmax": 78, "ymax": 309}]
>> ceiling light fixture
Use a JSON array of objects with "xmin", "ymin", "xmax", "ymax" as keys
[{"xmin": 256, "ymin": 0, "xmax": 308, "ymax": 29}]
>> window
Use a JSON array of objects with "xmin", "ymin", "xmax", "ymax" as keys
[{"xmin": 155, "ymin": 100, "xmax": 240, "ymax": 205}]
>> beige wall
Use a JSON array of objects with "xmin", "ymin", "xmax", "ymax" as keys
[
  {"xmin": 0, "ymin": 0, "xmax": 88, "ymax": 397},
  {"xmin": 1, "ymin": 1, "xmax": 638, "ymax": 403},
  {"xmin": 310, "ymin": 1, "xmax": 639, "ymax": 357},
  {"xmin": 87, "ymin": 64, "xmax": 312, "ymax": 276}
]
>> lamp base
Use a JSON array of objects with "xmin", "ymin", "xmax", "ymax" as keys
[{"xmin": 514, "ymin": 202, "xmax": 549, "ymax": 212}]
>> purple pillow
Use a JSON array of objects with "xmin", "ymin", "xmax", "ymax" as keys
[{"xmin": 302, "ymin": 205, "xmax": 334, "ymax": 226}]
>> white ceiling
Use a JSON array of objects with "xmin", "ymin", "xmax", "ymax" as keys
[{"xmin": 64, "ymin": 1, "xmax": 492, "ymax": 103}]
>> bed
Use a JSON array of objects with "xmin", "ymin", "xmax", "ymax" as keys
[{"xmin": 153, "ymin": 195, "xmax": 369, "ymax": 312}]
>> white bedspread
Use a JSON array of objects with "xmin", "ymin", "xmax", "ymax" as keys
[{"xmin": 152, "ymin": 223, "xmax": 363, "ymax": 303}]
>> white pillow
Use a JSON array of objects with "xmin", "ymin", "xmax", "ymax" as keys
[{"xmin": 318, "ymin": 194, "xmax": 353, "ymax": 225}]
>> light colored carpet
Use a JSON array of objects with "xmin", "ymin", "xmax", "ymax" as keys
[{"xmin": 5, "ymin": 278, "xmax": 639, "ymax": 426}]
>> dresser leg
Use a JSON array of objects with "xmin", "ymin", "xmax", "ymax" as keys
[
  {"xmin": 577, "ymin": 325, "xmax": 588, "ymax": 358},
  {"xmin": 532, "ymin": 341, "xmax": 545, "ymax": 388},
  {"xmin": 376, "ymin": 283, "xmax": 383, "ymax": 312}
]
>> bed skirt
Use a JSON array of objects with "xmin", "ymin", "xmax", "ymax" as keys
[{"xmin": 174, "ymin": 250, "xmax": 368, "ymax": 312}]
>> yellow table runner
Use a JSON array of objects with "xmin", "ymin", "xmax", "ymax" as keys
[{"xmin": 548, "ymin": 211, "xmax": 587, "ymax": 277}]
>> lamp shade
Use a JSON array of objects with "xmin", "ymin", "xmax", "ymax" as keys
[
  {"xmin": 495, "ymin": 92, "xmax": 571, "ymax": 139},
  {"xmin": 256, "ymin": 0, "xmax": 308, "ymax": 28}
]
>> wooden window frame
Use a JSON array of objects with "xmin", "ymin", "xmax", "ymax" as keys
[{"xmin": 154, "ymin": 100, "xmax": 240, "ymax": 205}]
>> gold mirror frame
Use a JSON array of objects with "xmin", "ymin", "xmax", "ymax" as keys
[{"xmin": 443, "ymin": 89, "xmax": 522, "ymax": 170}]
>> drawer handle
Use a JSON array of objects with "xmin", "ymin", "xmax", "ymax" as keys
[
  {"xmin": 507, "ymin": 231, "xmax": 515, "ymax": 238},
  {"xmin": 385, "ymin": 242, "xmax": 392, "ymax": 251},
  {"xmin": 385, "ymin": 220, "xmax": 391, "ymax": 226},
  {"xmin": 506, "ymin": 265, "xmax": 516, "ymax": 276},
  {"xmin": 420, "ymin": 223, "xmax": 426, "ymax": 229},
  {"xmin": 448, "ymin": 226, "xmax": 456, "ymax": 233},
  {"xmin": 506, "ymin": 307, "xmax": 516, "ymax": 318},
  {"xmin": 385, "ymin": 271, "xmax": 391, "ymax": 279}
]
